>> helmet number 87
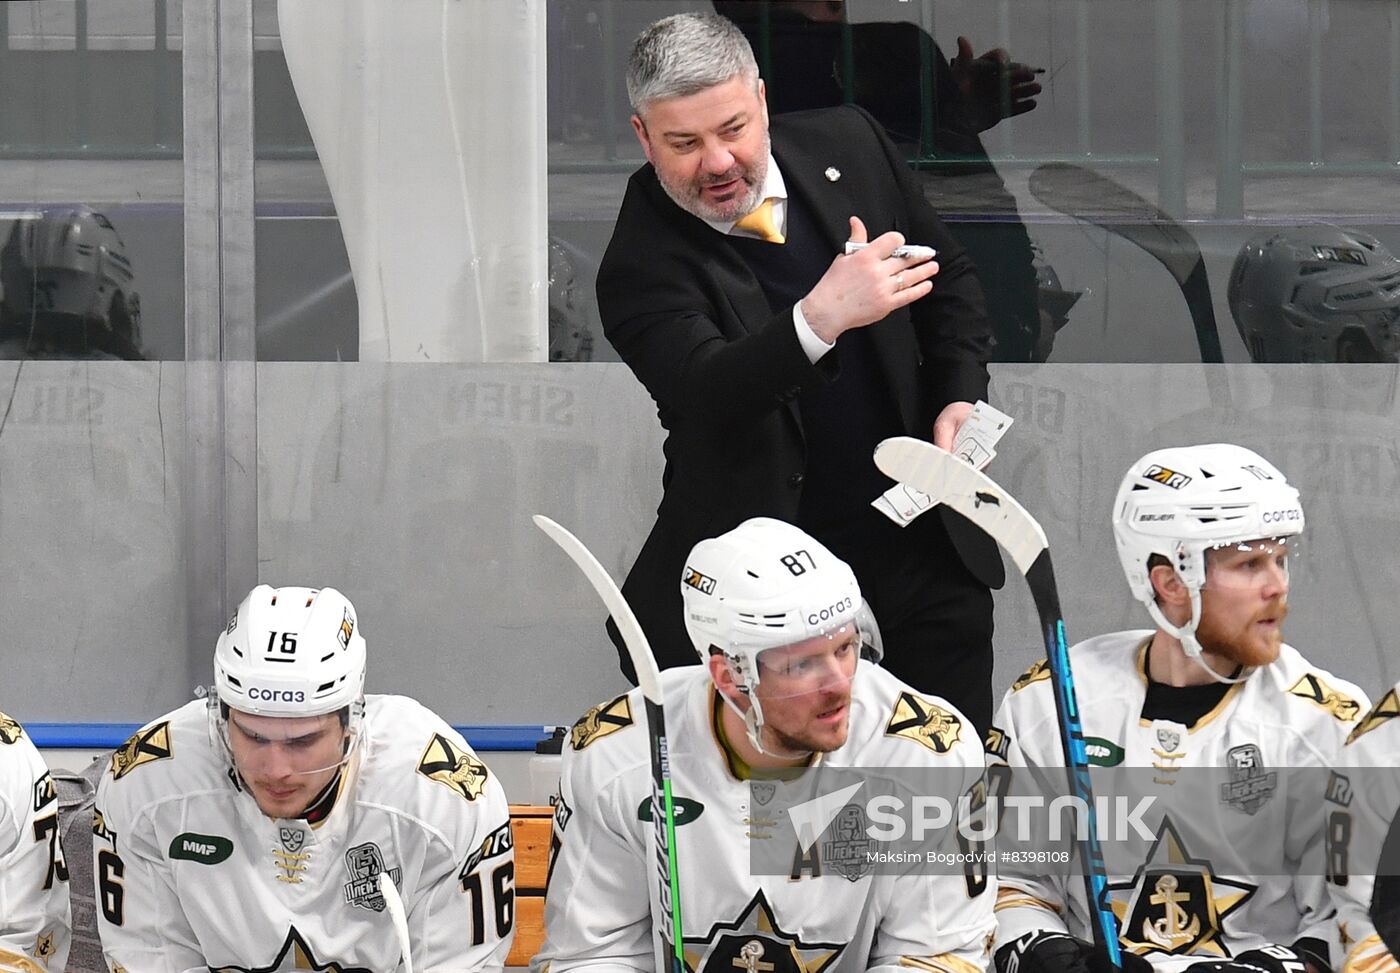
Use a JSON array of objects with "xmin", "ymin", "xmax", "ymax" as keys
[
  {"xmin": 265, "ymin": 632, "xmax": 298, "ymax": 656},
  {"xmin": 780, "ymin": 551, "xmax": 816, "ymax": 575}
]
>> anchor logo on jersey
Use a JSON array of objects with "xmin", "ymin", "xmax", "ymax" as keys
[
  {"xmin": 1109, "ymin": 816, "xmax": 1256, "ymax": 957},
  {"xmin": 681, "ymin": 889, "xmax": 846, "ymax": 973}
]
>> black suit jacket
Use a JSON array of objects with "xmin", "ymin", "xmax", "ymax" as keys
[{"xmin": 598, "ymin": 105, "xmax": 1004, "ymax": 675}]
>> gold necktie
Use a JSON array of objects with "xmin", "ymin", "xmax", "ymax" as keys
[{"xmin": 733, "ymin": 197, "xmax": 785, "ymax": 244}]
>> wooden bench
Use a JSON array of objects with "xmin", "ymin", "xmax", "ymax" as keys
[{"xmin": 507, "ymin": 805, "xmax": 553, "ymax": 967}]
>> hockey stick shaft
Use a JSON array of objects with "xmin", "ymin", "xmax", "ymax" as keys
[
  {"xmin": 872, "ymin": 439, "xmax": 1121, "ymax": 964},
  {"xmin": 1028, "ymin": 161, "xmax": 1224, "ymax": 364},
  {"xmin": 532, "ymin": 515, "xmax": 685, "ymax": 973},
  {"xmin": 379, "ymin": 871, "xmax": 415, "ymax": 973},
  {"xmin": 1026, "ymin": 554, "xmax": 1119, "ymax": 962}
]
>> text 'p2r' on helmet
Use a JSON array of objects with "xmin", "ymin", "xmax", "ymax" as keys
[
  {"xmin": 1228, "ymin": 224, "xmax": 1400, "ymax": 363},
  {"xmin": 213, "ymin": 585, "xmax": 367, "ymax": 718}
]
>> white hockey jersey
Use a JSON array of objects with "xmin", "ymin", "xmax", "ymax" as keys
[
  {"xmin": 990, "ymin": 632, "xmax": 1367, "ymax": 972},
  {"xmin": 0, "ymin": 710, "xmax": 71, "ymax": 973},
  {"xmin": 533, "ymin": 664, "xmax": 995, "ymax": 973},
  {"xmin": 1327, "ymin": 682, "xmax": 1400, "ymax": 973},
  {"xmin": 93, "ymin": 694, "xmax": 514, "ymax": 973}
]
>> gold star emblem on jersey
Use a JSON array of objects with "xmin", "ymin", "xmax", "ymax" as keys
[
  {"xmin": 1011, "ymin": 659, "xmax": 1050, "ymax": 693},
  {"xmin": 886, "ymin": 692, "xmax": 961, "ymax": 754},
  {"xmin": 1288, "ymin": 673, "xmax": 1362, "ymax": 723},
  {"xmin": 571, "ymin": 693, "xmax": 634, "ymax": 750},
  {"xmin": 417, "ymin": 732, "xmax": 490, "ymax": 801},
  {"xmin": 1109, "ymin": 815, "xmax": 1256, "ymax": 958},
  {"xmin": 110, "ymin": 721, "xmax": 173, "ymax": 780},
  {"xmin": 210, "ymin": 925, "xmax": 367, "ymax": 972},
  {"xmin": 681, "ymin": 889, "xmax": 846, "ymax": 973},
  {"xmin": 1347, "ymin": 688, "xmax": 1399, "ymax": 744},
  {"xmin": 33, "ymin": 931, "xmax": 54, "ymax": 960}
]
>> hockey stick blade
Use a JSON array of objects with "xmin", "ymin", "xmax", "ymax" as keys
[
  {"xmin": 531, "ymin": 515, "xmax": 686, "ymax": 973},
  {"xmin": 379, "ymin": 872, "xmax": 414, "ymax": 973},
  {"xmin": 872, "ymin": 439, "xmax": 1122, "ymax": 965},
  {"xmin": 1029, "ymin": 161, "xmax": 1223, "ymax": 364}
]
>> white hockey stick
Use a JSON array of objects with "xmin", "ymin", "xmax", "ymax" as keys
[
  {"xmin": 532, "ymin": 515, "xmax": 686, "ymax": 973},
  {"xmin": 872, "ymin": 438, "xmax": 1122, "ymax": 966},
  {"xmin": 379, "ymin": 871, "xmax": 414, "ymax": 973}
]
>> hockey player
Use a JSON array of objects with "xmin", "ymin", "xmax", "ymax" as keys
[
  {"xmin": 1326, "ymin": 680, "xmax": 1400, "ymax": 973},
  {"xmin": 0, "ymin": 709, "xmax": 70, "ymax": 973},
  {"xmin": 93, "ymin": 585, "xmax": 514, "ymax": 972},
  {"xmin": 990, "ymin": 444, "xmax": 1368, "ymax": 973},
  {"xmin": 534, "ymin": 517, "xmax": 994, "ymax": 973}
]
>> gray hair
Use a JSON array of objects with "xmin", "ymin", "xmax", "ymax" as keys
[{"xmin": 626, "ymin": 13, "xmax": 759, "ymax": 115}]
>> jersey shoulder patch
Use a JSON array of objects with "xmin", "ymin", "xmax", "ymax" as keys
[
  {"xmin": 110, "ymin": 721, "xmax": 173, "ymax": 780},
  {"xmin": 1011, "ymin": 658, "xmax": 1051, "ymax": 693},
  {"xmin": 885, "ymin": 691, "xmax": 963, "ymax": 754},
  {"xmin": 1287, "ymin": 672, "xmax": 1363, "ymax": 723},
  {"xmin": 1347, "ymin": 687, "xmax": 1400, "ymax": 744},
  {"xmin": 0, "ymin": 710, "xmax": 23, "ymax": 745},
  {"xmin": 417, "ymin": 731, "xmax": 490, "ymax": 801},
  {"xmin": 570, "ymin": 693, "xmax": 634, "ymax": 751}
]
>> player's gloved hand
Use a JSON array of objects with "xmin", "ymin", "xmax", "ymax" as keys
[
  {"xmin": 1185, "ymin": 944, "xmax": 1311, "ymax": 973},
  {"xmin": 995, "ymin": 931, "xmax": 1150, "ymax": 973}
]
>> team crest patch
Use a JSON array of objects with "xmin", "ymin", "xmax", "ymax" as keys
[
  {"xmin": 110, "ymin": 722, "xmax": 173, "ymax": 780},
  {"xmin": 680, "ymin": 889, "xmax": 846, "ymax": 973},
  {"xmin": 1142, "ymin": 464, "xmax": 1192, "ymax": 489},
  {"xmin": 0, "ymin": 711, "xmax": 22, "ymax": 745},
  {"xmin": 821, "ymin": 803, "xmax": 874, "ymax": 881},
  {"xmin": 1288, "ymin": 674, "xmax": 1362, "ymax": 723},
  {"xmin": 1154, "ymin": 725, "xmax": 1184, "ymax": 755},
  {"xmin": 280, "ymin": 827, "xmax": 306, "ymax": 853},
  {"xmin": 1347, "ymin": 688, "xmax": 1400, "ymax": 744},
  {"xmin": 209, "ymin": 925, "xmax": 370, "ymax": 973},
  {"xmin": 1011, "ymin": 659, "xmax": 1050, "ymax": 693},
  {"xmin": 570, "ymin": 693, "xmax": 634, "ymax": 750},
  {"xmin": 1219, "ymin": 744, "xmax": 1276, "ymax": 815},
  {"xmin": 886, "ymin": 692, "xmax": 961, "ymax": 754},
  {"xmin": 343, "ymin": 842, "xmax": 402, "ymax": 912},
  {"xmin": 753, "ymin": 782, "xmax": 777, "ymax": 806},
  {"xmin": 418, "ymin": 733, "xmax": 490, "ymax": 801}
]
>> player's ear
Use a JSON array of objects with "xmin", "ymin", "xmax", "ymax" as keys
[
  {"xmin": 708, "ymin": 652, "xmax": 746, "ymax": 706},
  {"xmin": 1149, "ymin": 561, "xmax": 1188, "ymax": 607}
]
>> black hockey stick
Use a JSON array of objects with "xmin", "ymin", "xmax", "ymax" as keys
[
  {"xmin": 872, "ymin": 438, "xmax": 1123, "ymax": 966},
  {"xmin": 1028, "ymin": 161, "xmax": 1224, "ymax": 364},
  {"xmin": 532, "ymin": 516, "xmax": 686, "ymax": 973}
]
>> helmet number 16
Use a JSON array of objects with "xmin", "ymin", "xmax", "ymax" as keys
[{"xmin": 265, "ymin": 632, "xmax": 299, "ymax": 656}]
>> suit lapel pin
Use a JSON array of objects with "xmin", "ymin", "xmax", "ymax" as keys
[{"xmin": 824, "ymin": 166, "xmax": 841, "ymax": 182}]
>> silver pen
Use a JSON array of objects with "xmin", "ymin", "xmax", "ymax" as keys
[{"xmin": 843, "ymin": 241, "xmax": 937, "ymax": 260}]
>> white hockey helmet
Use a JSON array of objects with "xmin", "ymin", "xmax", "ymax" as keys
[
  {"xmin": 213, "ymin": 585, "xmax": 366, "ymax": 718},
  {"xmin": 681, "ymin": 518, "xmax": 881, "ymax": 754},
  {"xmin": 1113, "ymin": 444, "xmax": 1303, "ymax": 677}
]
